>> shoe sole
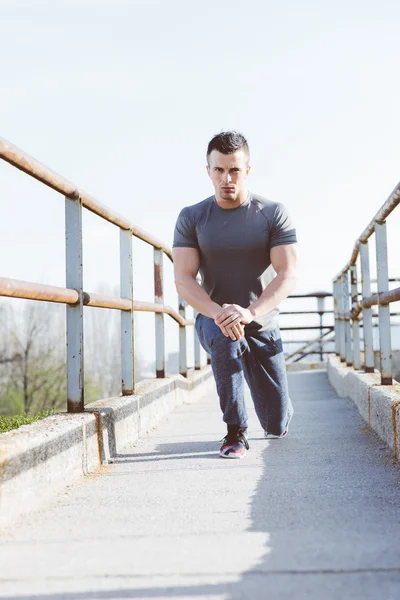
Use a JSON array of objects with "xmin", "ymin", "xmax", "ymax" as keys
[
  {"xmin": 264, "ymin": 431, "xmax": 288, "ymax": 439},
  {"xmin": 219, "ymin": 450, "xmax": 246, "ymax": 459}
]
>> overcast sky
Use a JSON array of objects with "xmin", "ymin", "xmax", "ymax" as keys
[{"xmin": 1, "ymin": 0, "xmax": 400, "ymax": 326}]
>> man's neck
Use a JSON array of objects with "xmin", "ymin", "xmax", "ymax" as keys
[{"xmin": 215, "ymin": 189, "xmax": 249, "ymax": 210}]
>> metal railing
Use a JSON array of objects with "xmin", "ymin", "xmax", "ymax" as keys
[
  {"xmin": 333, "ymin": 182, "xmax": 400, "ymax": 385},
  {"xmin": 279, "ymin": 292, "xmax": 335, "ymax": 363},
  {"xmin": 0, "ymin": 137, "xmax": 203, "ymax": 413}
]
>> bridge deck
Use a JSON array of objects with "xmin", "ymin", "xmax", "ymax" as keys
[{"xmin": 1, "ymin": 371, "xmax": 400, "ymax": 600}]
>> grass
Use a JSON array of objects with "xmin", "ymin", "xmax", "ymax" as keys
[{"xmin": 0, "ymin": 408, "xmax": 55, "ymax": 434}]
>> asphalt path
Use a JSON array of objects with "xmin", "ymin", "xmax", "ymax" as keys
[{"xmin": 1, "ymin": 370, "xmax": 400, "ymax": 600}]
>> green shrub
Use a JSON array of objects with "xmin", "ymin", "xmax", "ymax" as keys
[{"xmin": 0, "ymin": 408, "xmax": 55, "ymax": 434}]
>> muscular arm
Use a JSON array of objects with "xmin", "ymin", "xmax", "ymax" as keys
[
  {"xmin": 172, "ymin": 247, "xmax": 244, "ymax": 339},
  {"xmin": 248, "ymin": 243, "xmax": 299, "ymax": 319},
  {"xmin": 172, "ymin": 247, "xmax": 221, "ymax": 319}
]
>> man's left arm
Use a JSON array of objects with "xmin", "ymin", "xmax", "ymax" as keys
[
  {"xmin": 247, "ymin": 243, "xmax": 298, "ymax": 320},
  {"xmin": 215, "ymin": 244, "xmax": 299, "ymax": 328}
]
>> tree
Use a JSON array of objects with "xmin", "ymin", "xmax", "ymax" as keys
[{"xmin": 0, "ymin": 301, "xmax": 67, "ymax": 415}]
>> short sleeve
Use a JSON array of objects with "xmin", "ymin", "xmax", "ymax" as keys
[
  {"xmin": 270, "ymin": 203, "xmax": 297, "ymax": 248},
  {"xmin": 173, "ymin": 208, "xmax": 199, "ymax": 249}
]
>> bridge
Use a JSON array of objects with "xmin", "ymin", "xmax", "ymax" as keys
[{"xmin": 0, "ymin": 137, "xmax": 400, "ymax": 599}]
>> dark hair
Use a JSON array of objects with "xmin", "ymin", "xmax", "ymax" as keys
[{"xmin": 206, "ymin": 130, "xmax": 250, "ymax": 164}]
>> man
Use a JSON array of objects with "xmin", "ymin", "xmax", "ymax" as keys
[{"xmin": 172, "ymin": 131, "xmax": 298, "ymax": 459}]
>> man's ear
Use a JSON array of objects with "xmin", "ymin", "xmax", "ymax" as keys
[
  {"xmin": 206, "ymin": 164, "xmax": 210, "ymax": 177},
  {"xmin": 246, "ymin": 164, "xmax": 251, "ymax": 177}
]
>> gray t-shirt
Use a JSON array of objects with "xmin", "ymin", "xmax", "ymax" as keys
[{"xmin": 173, "ymin": 192, "xmax": 297, "ymax": 332}]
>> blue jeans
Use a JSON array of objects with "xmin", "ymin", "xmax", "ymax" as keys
[{"xmin": 195, "ymin": 314, "xmax": 293, "ymax": 435}]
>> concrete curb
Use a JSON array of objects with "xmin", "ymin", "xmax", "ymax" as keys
[
  {"xmin": 286, "ymin": 362, "xmax": 327, "ymax": 372},
  {"xmin": 327, "ymin": 355, "xmax": 400, "ymax": 456},
  {"xmin": 0, "ymin": 367, "xmax": 214, "ymax": 529}
]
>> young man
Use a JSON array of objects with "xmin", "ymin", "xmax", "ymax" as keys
[{"xmin": 172, "ymin": 131, "xmax": 298, "ymax": 459}]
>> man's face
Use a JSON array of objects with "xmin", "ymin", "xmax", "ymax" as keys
[{"xmin": 207, "ymin": 149, "xmax": 250, "ymax": 203}]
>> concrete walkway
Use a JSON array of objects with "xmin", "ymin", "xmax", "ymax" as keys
[{"xmin": 1, "ymin": 370, "xmax": 400, "ymax": 600}]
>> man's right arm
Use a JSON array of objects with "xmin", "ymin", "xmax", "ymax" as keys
[
  {"xmin": 172, "ymin": 247, "xmax": 221, "ymax": 319},
  {"xmin": 172, "ymin": 247, "xmax": 243, "ymax": 340}
]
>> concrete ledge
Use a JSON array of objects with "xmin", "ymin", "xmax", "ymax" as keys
[
  {"xmin": 343, "ymin": 370, "xmax": 378, "ymax": 424},
  {"xmin": 370, "ymin": 385, "xmax": 400, "ymax": 451},
  {"xmin": 328, "ymin": 355, "xmax": 400, "ymax": 457},
  {"xmin": 286, "ymin": 362, "xmax": 327, "ymax": 372},
  {"xmin": 0, "ymin": 367, "xmax": 214, "ymax": 529}
]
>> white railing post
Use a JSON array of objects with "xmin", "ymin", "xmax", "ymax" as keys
[
  {"xmin": 338, "ymin": 275, "xmax": 346, "ymax": 361},
  {"xmin": 343, "ymin": 271, "xmax": 352, "ymax": 365},
  {"xmin": 350, "ymin": 265, "xmax": 361, "ymax": 369},
  {"xmin": 375, "ymin": 221, "xmax": 392, "ymax": 384},
  {"xmin": 360, "ymin": 241, "xmax": 375, "ymax": 373},
  {"xmin": 65, "ymin": 195, "xmax": 84, "ymax": 413},
  {"xmin": 333, "ymin": 281, "xmax": 340, "ymax": 355},
  {"xmin": 317, "ymin": 295, "xmax": 325, "ymax": 361},
  {"xmin": 154, "ymin": 248, "xmax": 165, "ymax": 378},
  {"xmin": 120, "ymin": 229, "xmax": 134, "ymax": 394},
  {"xmin": 179, "ymin": 297, "xmax": 187, "ymax": 377},
  {"xmin": 194, "ymin": 310, "xmax": 201, "ymax": 370}
]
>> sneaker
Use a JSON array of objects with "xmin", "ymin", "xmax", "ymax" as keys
[
  {"xmin": 264, "ymin": 429, "xmax": 288, "ymax": 439},
  {"xmin": 219, "ymin": 428, "xmax": 250, "ymax": 459}
]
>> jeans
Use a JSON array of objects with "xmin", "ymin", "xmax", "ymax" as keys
[{"xmin": 195, "ymin": 314, "xmax": 293, "ymax": 435}]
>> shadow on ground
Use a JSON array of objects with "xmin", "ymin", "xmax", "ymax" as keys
[{"xmin": 3, "ymin": 372, "xmax": 400, "ymax": 599}]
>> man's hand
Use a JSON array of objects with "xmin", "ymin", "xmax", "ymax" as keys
[
  {"xmin": 217, "ymin": 320, "xmax": 245, "ymax": 341},
  {"xmin": 214, "ymin": 304, "xmax": 254, "ymax": 340}
]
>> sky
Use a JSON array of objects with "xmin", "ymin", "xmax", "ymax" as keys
[{"xmin": 1, "ymin": 0, "xmax": 400, "ymax": 357}]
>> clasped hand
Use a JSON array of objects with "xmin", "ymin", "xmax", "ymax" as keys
[{"xmin": 214, "ymin": 304, "xmax": 253, "ymax": 340}]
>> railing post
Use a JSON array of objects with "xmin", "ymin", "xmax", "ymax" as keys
[
  {"xmin": 338, "ymin": 275, "xmax": 346, "ymax": 361},
  {"xmin": 194, "ymin": 310, "xmax": 201, "ymax": 370},
  {"xmin": 179, "ymin": 297, "xmax": 188, "ymax": 377},
  {"xmin": 375, "ymin": 221, "xmax": 392, "ymax": 385},
  {"xmin": 65, "ymin": 195, "xmax": 84, "ymax": 413},
  {"xmin": 350, "ymin": 265, "xmax": 361, "ymax": 369},
  {"xmin": 120, "ymin": 229, "xmax": 134, "ymax": 394},
  {"xmin": 343, "ymin": 271, "xmax": 352, "ymax": 366},
  {"xmin": 333, "ymin": 281, "xmax": 340, "ymax": 355},
  {"xmin": 153, "ymin": 248, "xmax": 165, "ymax": 378},
  {"xmin": 360, "ymin": 241, "xmax": 374, "ymax": 373},
  {"xmin": 317, "ymin": 296, "xmax": 325, "ymax": 361}
]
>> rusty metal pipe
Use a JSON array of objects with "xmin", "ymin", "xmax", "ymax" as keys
[
  {"xmin": 0, "ymin": 137, "xmax": 79, "ymax": 198},
  {"xmin": 364, "ymin": 287, "xmax": 400, "ymax": 308},
  {"xmin": 84, "ymin": 292, "xmax": 131, "ymax": 311},
  {"xmin": 359, "ymin": 181, "xmax": 400, "ymax": 242},
  {"xmin": 0, "ymin": 136, "xmax": 173, "ymax": 261},
  {"xmin": 351, "ymin": 286, "xmax": 400, "ymax": 317},
  {"xmin": 0, "ymin": 277, "xmax": 193, "ymax": 326},
  {"xmin": 79, "ymin": 190, "xmax": 132, "ymax": 230},
  {"xmin": 334, "ymin": 181, "xmax": 400, "ymax": 282},
  {"xmin": 0, "ymin": 277, "xmax": 79, "ymax": 304}
]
